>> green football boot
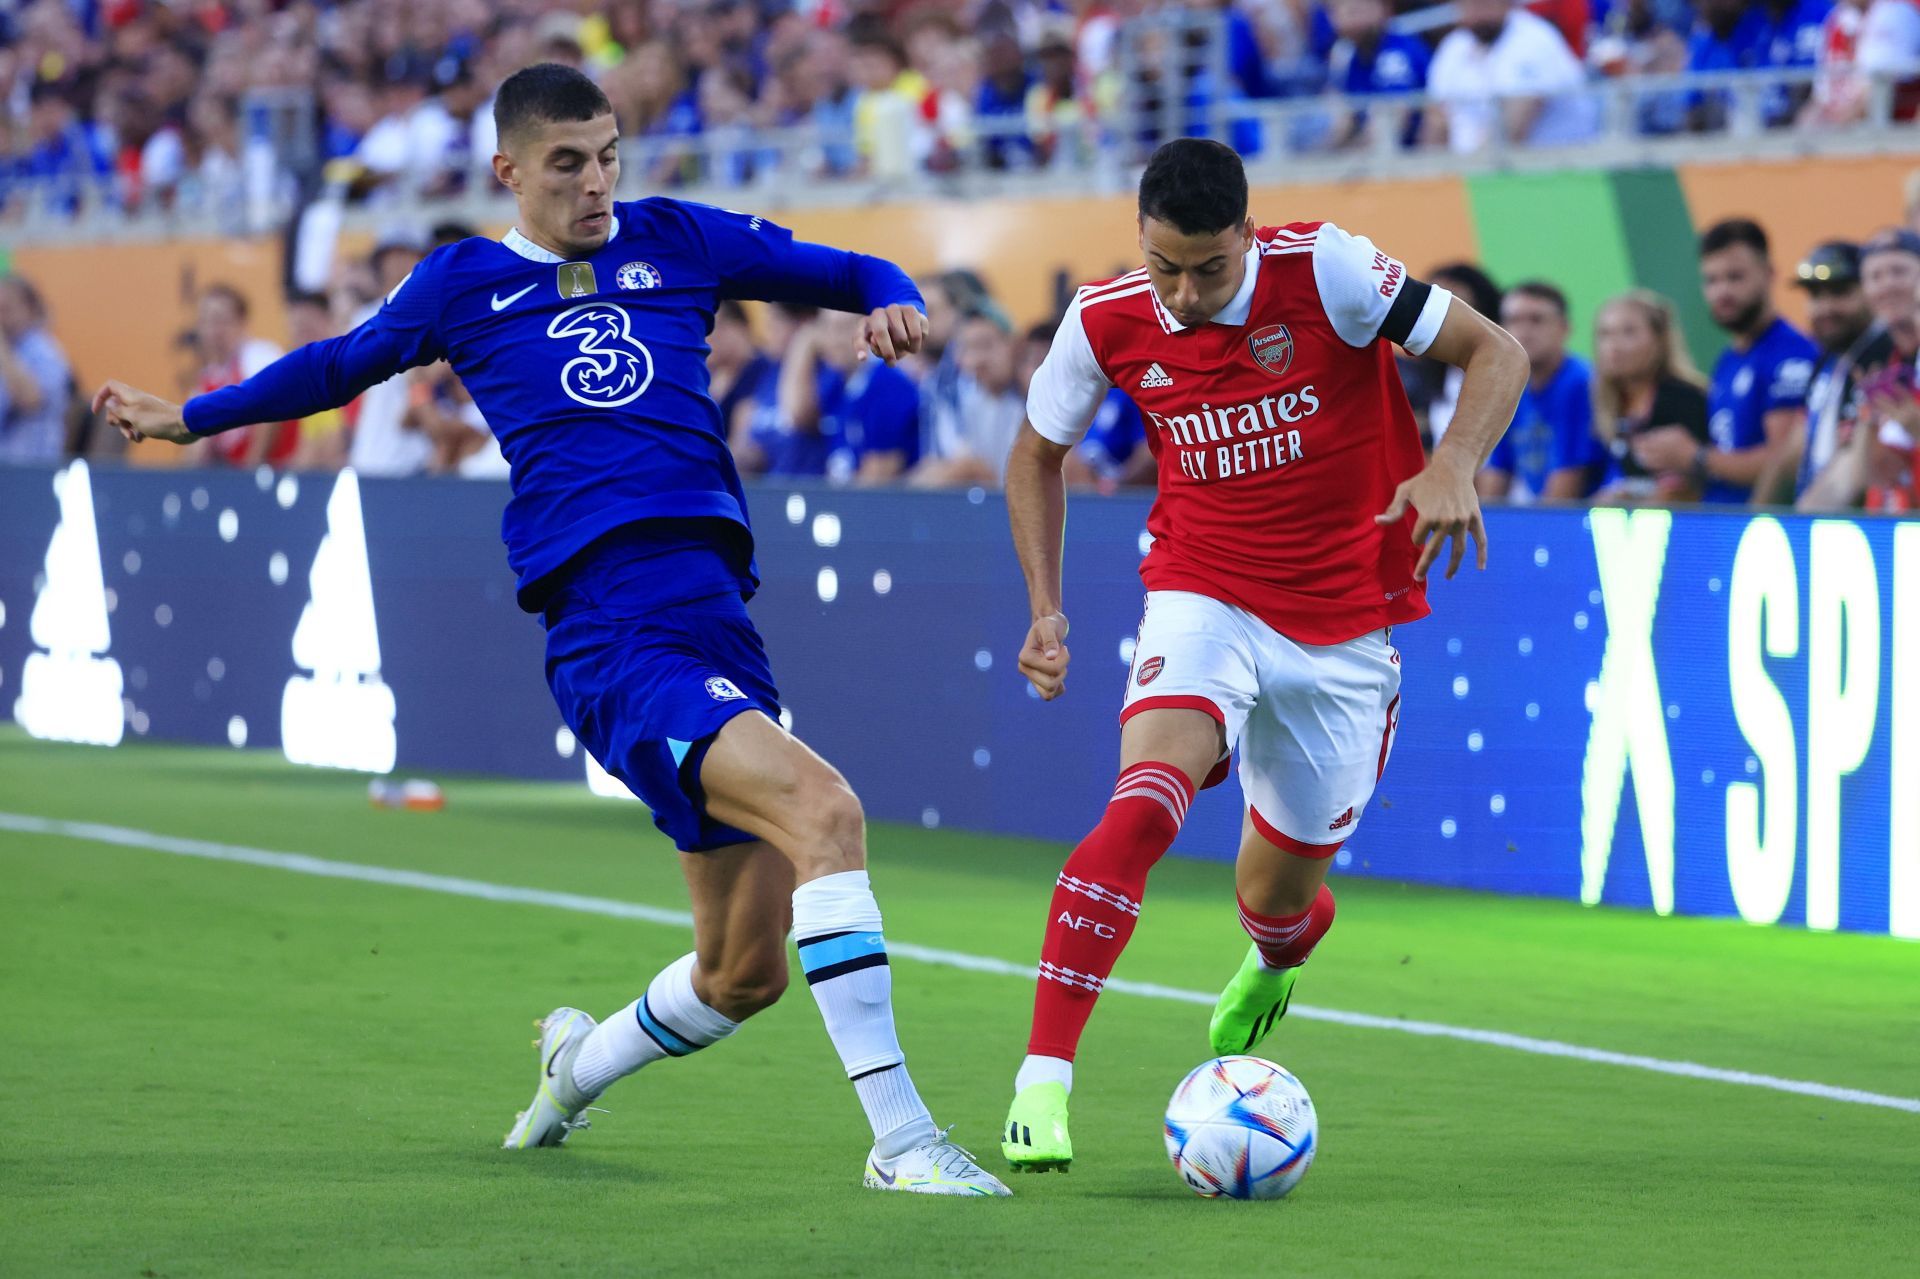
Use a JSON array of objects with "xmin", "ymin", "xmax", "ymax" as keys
[
  {"xmin": 1001, "ymin": 1082, "xmax": 1073, "ymax": 1173},
  {"xmin": 1208, "ymin": 945, "xmax": 1301, "ymax": 1057}
]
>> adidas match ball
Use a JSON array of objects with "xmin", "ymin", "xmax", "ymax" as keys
[{"xmin": 1163, "ymin": 1056, "xmax": 1316, "ymax": 1200}]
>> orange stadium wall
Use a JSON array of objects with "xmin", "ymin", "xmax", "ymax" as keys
[{"xmin": 12, "ymin": 153, "xmax": 1916, "ymax": 467}]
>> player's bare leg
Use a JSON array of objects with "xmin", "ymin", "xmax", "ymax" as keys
[
  {"xmin": 1209, "ymin": 815, "xmax": 1339, "ymax": 1056},
  {"xmin": 504, "ymin": 838, "xmax": 783, "ymax": 1150},
  {"xmin": 699, "ymin": 711, "xmax": 1009, "ymax": 1195},
  {"xmin": 1005, "ymin": 707, "xmax": 1221, "ymax": 1171}
]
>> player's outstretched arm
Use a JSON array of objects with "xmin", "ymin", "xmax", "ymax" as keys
[
  {"xmin": 1007, "ymin": 424, "xmax": 1074, "ymax": 700},
  {"xmin": 92, "ymin": 380, "xmax": 192, "ymax": 444},
  {"xmin": 1375, "ymin": 301, "xmax": 1527, "ymax": 581},
  {"xmin": 698, "ymin": 206, "xmax": 928, "ymax": 363},
  {"xmin": 100, "ymin": 255, "xmax": 447, "ymax": 449}
]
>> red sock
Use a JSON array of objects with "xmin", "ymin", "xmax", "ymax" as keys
[
  {"xmin": 1237, "ymin": 884, "xmax": 1337, "ymax": 969},
  {"xmin": 1026, "ymin": 762, "xmax": 1194, "ymax": 1061}
]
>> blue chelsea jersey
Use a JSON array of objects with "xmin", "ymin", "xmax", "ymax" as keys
[
  {"xmin": 1705, "ymin": 316, "xmax": 1816, "ymax": 503},
  {"xmin": 185, "ymin": 198, "xmax": 922, "ymax": 607}
]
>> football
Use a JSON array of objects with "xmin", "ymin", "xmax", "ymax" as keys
[{"xmin": 1163, "ymin": 1056, "xmax": 1317, "ymax": 1200}]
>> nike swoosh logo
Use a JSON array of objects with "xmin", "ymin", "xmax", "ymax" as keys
[
  {"xmin": 545, "ymin": 1044, "xmax": 562, "ymax": 1079},
  {"xmin": 869, "ymin": 1164, "xmax": 896, "ymax": 1186},
  {"xmin": 491, "ymin": 283, "xmax": 538, "ymax": 311}
]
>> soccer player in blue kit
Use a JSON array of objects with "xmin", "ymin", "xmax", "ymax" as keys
[{"xmin": 92, "ymin": 63, "xmax": 1010, "ymax": 1197}]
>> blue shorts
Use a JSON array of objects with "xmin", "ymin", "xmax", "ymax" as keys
[{"xmin": 542, "ymin": 542, "xmax": 779, "ymax": 854}]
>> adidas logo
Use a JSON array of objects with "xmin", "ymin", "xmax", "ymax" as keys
[
  {"xmin": 1139, "ymin": 363, "xmax": 1175, "ymax": 388},
  {"xmin": 1328, "ymin": 806, "xmax": 1355, "ymax": 831}
]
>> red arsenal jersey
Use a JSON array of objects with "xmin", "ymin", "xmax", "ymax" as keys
[{"xmin": 1026, "ymin": 221, "xmax": 1453, "ymax": 646}]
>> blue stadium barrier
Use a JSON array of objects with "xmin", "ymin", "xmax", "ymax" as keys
[{"xmin": 2, "ymin": 462, "xmax": 1913, "ymax": 939}]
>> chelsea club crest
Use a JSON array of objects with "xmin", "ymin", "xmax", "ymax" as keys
[{"xmin": 617, "ymin": 261, "xmax": 663, "ymax": 290}]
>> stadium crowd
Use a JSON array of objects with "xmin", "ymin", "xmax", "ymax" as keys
[
  {"xmin": 7, "ymin": 179, "xmax": 1920, "ymax": 512},
  {"xmin": 5, "ymin": 1, "xmax": 1920, "ymax": 221}
]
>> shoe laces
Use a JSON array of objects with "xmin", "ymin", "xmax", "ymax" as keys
[
  {"xmin": 924, "ymin": 1126, "xmax": 988, "ymax": 1178},
  {"xmin": 561, "ymin": 1105, "xmax": 609, "ymax": 1135}
]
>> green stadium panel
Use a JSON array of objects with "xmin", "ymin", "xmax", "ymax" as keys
[
  {"xmin": 1465, "ymin": 169, "xmax": 1638, "ymax": 360},
  {"xmin": 1609, "ymin": 167, "xmax": 1726, "ymax": 371}
]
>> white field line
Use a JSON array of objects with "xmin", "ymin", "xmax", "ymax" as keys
[{"xmin": 4, "ymin": 810, "xmax": 1917, "ymax": 1117}]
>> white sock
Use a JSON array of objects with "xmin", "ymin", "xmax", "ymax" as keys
[
  {"xmin": 793, "ymin": 869, "xmax": 938, "ymax": 1157},
  {"xmin": 571, "ymin": 952, "xmax": 739, "ymax": 1097},
  {"xmin": 1015, "ymin": 1054, "xmax": 1074, "ymax": 1096}
]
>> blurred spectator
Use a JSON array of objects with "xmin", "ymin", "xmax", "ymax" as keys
[
  {"xmin": 1481, "ymin": 281, "xmax": 1601, "ymax": 503},
  {"xmin": 1766, "ymin": 241, "xmax": 1884, "ymax": 504},
  {"xmin": 1426, "ymin": 0, "xmax": 1600, "ymax": 153},
  {"xmin": 346, "ymin": 227, "xmax": 434, "ymax": 477},
  {"xmin": 414, "ymin": 362, "xmax": 507, "ymax": 478},
  {"xmin": 1800, "ymin": 228, "xmax": 1920, "ymax": 510},
  {"xmin": 1027, "ymin": 26, "xmax": 1092, "ymax": 168},
  {"xmin": 1589, "ymin": 0, "xmax": 1693, "ymax": 114},
  {"xmin": 1326, "ymin": 0, "xmax": 1431, "ymax": 149},
  {"xmin": 978, "ymin": 32, "xmax": 1038, "ymax": 169},
  {"xmin": 188, "ymin": 283, "xmax": 297, "ymax": 469},
  {"xmin": 913, "ymin": 268, "xmax": 993, "ymax": 458},
  {"xmin": 283, "ymin": 291, "xmax": 351, "ymax": 472},
  {"xmin": 1632, "ymin": 219, "xmax": 1815, "ymax": 503},
  {"xmin": 1591, "ymin": 289, "xmax": 1713, "ymax": 504},
  {"xmin": 1685, "ymin": 0, "xmax": 1826, "ymax": 130},
  {"xmin": 914, "ymin": 305, "xmax": 1025, "ymax": 487},
  {"xmin": 0, "ymin": 274, "xmax": 72, "ymax": 464},
  {"xmin": 353, "ymin": 55, "xmax": 464, "ymax": 201},
  {"xmin": 1804, "ymin": 0, "xmax": 1920, "ymax": 126},
  {"xmin": 15, "ymin": 81, "xmax": 113, "ymax": 217},
  {"xmin": 813, "ymin": 310, "xmax": 922, "ymax": 484},
  {"xmin": 773, "ymin": 307, "xmax": 920, "ymax": 483},
  {"xmin": 1687, "ymin": 0, "xmax": 1766, "ymax": 131},
  {"xmin": 850, "ymin": 28, "xmax": 923, "ymax": 178},
  {"xmin": 709, "ymin": 300, "xmax": 773, "ymax": 451},
  {"xmin": 738, "ymin": 302, "xmax": 834, "ymax": 477},
  {"xmin": 1404, "ymin": 262, "xmax": 1502, "ymax": 446}
]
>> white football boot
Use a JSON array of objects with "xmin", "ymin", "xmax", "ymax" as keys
[
  {"xmin": 503, "ymin": 1007, "xmax": 601, "ymax": 1149},
  {"xmin": 864, "ymin": 1128, "xmax": 1013, "ymax": 1196}
]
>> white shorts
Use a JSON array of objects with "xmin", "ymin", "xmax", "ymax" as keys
[{"xmin": 1120, "ymin": 590, "xmax": 1402, "ymax": 856}]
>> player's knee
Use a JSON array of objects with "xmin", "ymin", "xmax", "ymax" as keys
[
  {"xmin": 708, "ymin": 951, "xmax": 789, "ymax": 1018},
  {"xmin": 792, "ymin": 779, "xmax": 866, "ymax": 873},
  {"xmin": 1238, "ymin": 866, "xmax": 1325, "ymax": 918}
]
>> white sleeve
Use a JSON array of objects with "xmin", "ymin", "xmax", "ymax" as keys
[
  {"xmin": 1860, "ymin": 1, "xmax": 1920, "ymax": 74},
  {"xmin": 1503, "ymin": 15, "xmax": 1586, "ymax": 92},
  {"xmin": 1025, "ymin": 291, "xmax": 1114, "ymax": 446},
  {"xmin": 1425, "ymin": 33, "xmax": 1471, "ymax": 99},
  {"xmin": 1310, "ymin": 222, "xmax": 1453, "ymax": 355},
  {"xmin": 240, "ymin": 339, "xmax": 285, "ymax": 378}
]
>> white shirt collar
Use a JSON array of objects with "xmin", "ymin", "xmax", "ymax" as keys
[
  {"xmin": 1152, "ymin": 239, "xmax": 1263, "ymax": 334},
  {"xmin": 501, "ymin": 217, "xmax": 621, "ymax": 263}
]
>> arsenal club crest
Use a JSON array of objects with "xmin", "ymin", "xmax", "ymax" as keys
[
  {"xmin": 1248, "ymin": 324, "xmax": 1294, "ymax": 376},
  {"xmin": 1135, "ymin": 656, "xmax": 1165, "ymax": 686}
]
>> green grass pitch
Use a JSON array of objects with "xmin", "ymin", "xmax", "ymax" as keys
[{"xmin": 1, "ymin": 727, "xmax": 1915, "ymax": 1277}]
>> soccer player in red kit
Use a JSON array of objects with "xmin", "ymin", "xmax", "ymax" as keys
[{"xmin": 1000, "ymin": 139, "xmax": 1527, "ymax": 1172}]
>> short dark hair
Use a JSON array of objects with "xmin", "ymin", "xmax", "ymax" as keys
[
  {"xmin": 1700, "ymin": 217, "xmax": 1769, "ymax": 261},
  {"xmin": 285, "ymin": 290, "xmax": 330, "ymax": 311},
  {"xmin": 963, "ymin": 302, "xmax": 1013, "ymax": 336},
  {"xmin": 1138, "ymin": 138, "xmax": 1248, "ymax": 237},
  {"xmin": 493, "ymin": 62, "xmax": 612, "ymax": 147},
  {"xmin": 1430, "ymin": 262, "xmax": 1501, "ymax": 320},
  {"xmin": 1505, "ymin": 279, "xmax": 1568, "ymax": 317},
  {"xmin": 1, "ymin": 274, "xmax": 46, "ymax": 321},
  {"xmin": 201, "ymin": 283, "xmax": 249, "ymax": 321}
]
